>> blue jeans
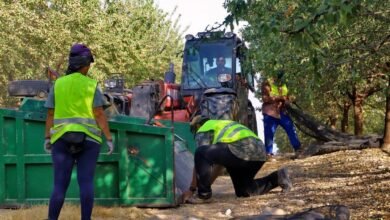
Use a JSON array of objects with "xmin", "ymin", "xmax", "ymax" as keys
[
  {"xmin": 263, "ymin": 112, "xmax": 301, "ymax": 154},
  {"xmin": 48, "ymin": 138, "xmax": 100, "ymax": 220}
]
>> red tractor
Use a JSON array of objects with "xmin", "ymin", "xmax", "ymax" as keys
[
  {"xmin": 105, "ymin": 31, "xmax": 258, "ymax": 131},
  {"xmin": 8, "ymin": 31, "xmax": 258, "ymax": 131}
]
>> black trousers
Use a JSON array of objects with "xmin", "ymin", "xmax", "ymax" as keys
[{"xmin": 195, "ymin": 143, "xmax": 279, "ymax": 198}]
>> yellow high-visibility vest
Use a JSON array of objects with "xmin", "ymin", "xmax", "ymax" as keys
[
  {"xmin": 269, "ymin": 80, "xmax": 288, "ymax": 97},
  {"xmin": 50, "ymin": 72, "xmax": 102, "ymax": 143},
  {"xmin": 197, "ymin": 120, "xmax": 259, "ymax": 144}
]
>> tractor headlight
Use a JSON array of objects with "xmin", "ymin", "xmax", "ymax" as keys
[{"xmin": 217, "ymin": 73, "xmax": 232, "ymax": 83}]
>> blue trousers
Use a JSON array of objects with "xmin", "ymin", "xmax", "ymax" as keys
[
  {"xmin": 48, "ymin": 138, "xmax": 100, "ymax": 220},
  {"xmin": 263, "ymin": 112, "xmax": 301, "ymax": 154}
]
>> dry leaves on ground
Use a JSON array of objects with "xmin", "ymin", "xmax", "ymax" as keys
[{"xmin": 0, "ymin": 148, "xmax": 389, "ymax": 220}]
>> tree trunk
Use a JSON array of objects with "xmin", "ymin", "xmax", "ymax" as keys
[
  {"xmin": 341, "ymin": 101, "xmax": 350, "ymax": 132},
  {"xmin": 328, "ymin": 115, "xmax": 337, "ymax": 130},
  {"xmin": 382, "ymin": 77, "xmax": 390, "ymax": 153},
  {"xmin": 353, "ymin": 95, "xmax": 364, "ymax": 136}
]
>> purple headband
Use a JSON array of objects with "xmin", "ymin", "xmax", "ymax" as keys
[
  {"xmin": 69, "ymin": 43, "xmax": 94, "ymax": 62},
  {"xmin": 66, "ymin": 43, "xmax": 94, "ymax": 74}
]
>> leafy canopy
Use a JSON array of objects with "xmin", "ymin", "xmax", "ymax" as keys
[{"xmin": 0, "ymin": 0, "xmax": 184, "ymax": 105}]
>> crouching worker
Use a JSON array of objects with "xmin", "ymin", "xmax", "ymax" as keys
[
  {"xmin": 187, "ymin": 116, "xmax": 292, "ymax": 204},
  {"xmin": 44, "ymin": 43, "xmax": 114, "ymax": 220}
]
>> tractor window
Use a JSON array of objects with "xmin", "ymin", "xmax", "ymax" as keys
[
  {"xmin": 182, "ymin": 40, "xmax": 234, "ymax": 90},
  {"xmin": 235, "ymin": 58, "xmax": 241, "ymax": 74},
  {"xmin": 204, "ymin": 57, "xmax": 233, "ymax": 73},
  {"xmin": 236, "ymin": 56, "xmax": 255, "ymax": 90}
]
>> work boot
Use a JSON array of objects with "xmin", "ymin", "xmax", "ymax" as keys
[
  {"xmin": 186, "ymin": 194, "xmax": 213, "ymax": 204},
  {"xmin": 278, "ymin": 168, "xmax": 292, "ymax": 193}
]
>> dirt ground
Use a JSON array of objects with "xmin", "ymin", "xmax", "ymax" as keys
[{"xmin": 1, "ymin": 148, "xmax": 389, "ymax": 220}]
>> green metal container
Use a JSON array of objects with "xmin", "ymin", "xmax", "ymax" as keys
[{"xmin": 0, "ymin": 98, "xmax": 195, "ymax": 207}]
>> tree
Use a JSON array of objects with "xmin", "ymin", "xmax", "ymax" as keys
[
  {"xmin": 0, "ymin": 0, "xmax": 184, "ymax": 105},
  {"xmin": 383, "ymin": 67, "xmax": 390, "ymax": 152},
  {"xmin": 223, "ymin": 0, "xmax": 389, "ymax": 148}
]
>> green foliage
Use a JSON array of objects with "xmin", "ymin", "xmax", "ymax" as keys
[
  {"xmin": 0, "ymin": 0, "xmax": 183, "ymax": 105},
  {"xmin": 225, "ymin": 0, "xmax": 389, "ymax": 146}
]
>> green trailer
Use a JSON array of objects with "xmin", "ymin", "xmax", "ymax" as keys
[{"xmin": 0, "ymin": 98, "xmax": 195, "ymax": 207}]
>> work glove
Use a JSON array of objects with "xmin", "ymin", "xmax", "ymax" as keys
[
  {"xmin": 44, "ymin": 138, "xmax": 52, "ymax": 153},
  {"xmin": 107, "ymin": 140, "xmax": 114, "ymax": 155}
]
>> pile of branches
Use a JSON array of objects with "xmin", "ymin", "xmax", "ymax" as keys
[{"xmin": 286, "ymin": 104, "xmax": 382, "ymax": 156}]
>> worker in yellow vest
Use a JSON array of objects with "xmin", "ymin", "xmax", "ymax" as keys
[
  {"xmin": 186, "ymin": 116, "xmax": 292, "ymax": 204},
  {"xmin": 44, "ymin": 43, "xmax": 113, "ymax": 220},
  {"xmin": 261, "ymin": 70, "xmax": 301, "ymax": 159}
]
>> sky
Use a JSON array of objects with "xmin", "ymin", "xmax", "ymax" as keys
[
  {"xmin": 155, "ymin": 0, "xmax": 229, "ymax": 35},
  {"xmin": 155, "ymin": 0, "xmax": 265, "ymax": 142}
]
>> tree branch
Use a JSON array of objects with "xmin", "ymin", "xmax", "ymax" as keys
[
  {"xmin": 374, "ymin": 34, "xmax": 390, "ymax": 52},
  {"xmin": 362, "ymin": 9, "xmax": 390, "ymax": 23},
  {"xmin": 363, "ymin": 85, "xmax": 383, "ymax": 99},
  {"xmin": 281, "ymin": 10, "xmax": 328, "ymax": 35}
]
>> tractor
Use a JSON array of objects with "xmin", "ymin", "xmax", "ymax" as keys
[
  {"xmin": 7, "ymin": 31, "xmax": 258, "ymax": 130},
  {"xmin": 104, "ymin": 31, "xmax": 258, "ymax": 131}
]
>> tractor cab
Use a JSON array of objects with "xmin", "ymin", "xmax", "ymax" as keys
[
  {"xmin": 181, "ymin": 31, "xmax": 255, "ymax": 98},
  {"xmin": 178, "ymin": 32, "xmax": 257, "ymax": 128}
]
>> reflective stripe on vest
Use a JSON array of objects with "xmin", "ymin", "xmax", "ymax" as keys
[
  {"xmin": 54, "ymin": 118, "xmax": 102, "ymax": 136},
  {"xmin": 54, "ymin": 118, "xmax": 97, "ymax": 126},
  {"xmin": 214, "ymin": 121, "xmax": 236, "ymax": 142},
  {"xmin": 227, "ymin": 126, "xmax": 247, "ymax": 138},
  {"xmin": 270, "ymin": 81, "xmax": 288, "ymax": 97},
  {"xmin": 51, "ymin": 73, "xmax": 102, "ymax": 143},
  {"xmin": 50, "ymin": 124, "xmax": 101, "ymax": 137},
  {"xmin": 197, "ymin": 120, "xmax": 259, "ymax": 144}
]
